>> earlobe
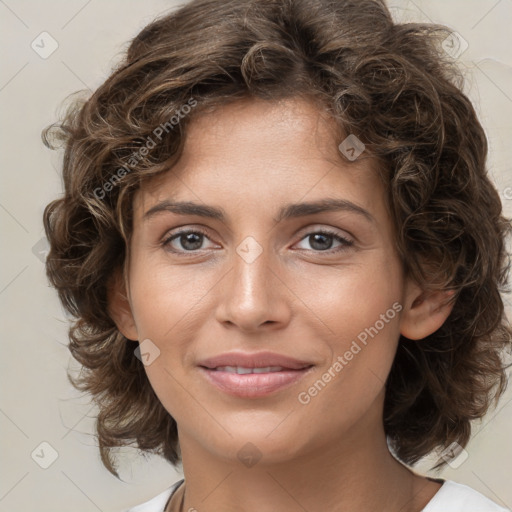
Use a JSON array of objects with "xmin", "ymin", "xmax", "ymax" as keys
[
  {"xmin": 400, "ymin": 280, "xmax": 456, "ymax": 340},
  {"xmin": 107, "ymin": 269, "xmax": 139, "ymax": 341}
]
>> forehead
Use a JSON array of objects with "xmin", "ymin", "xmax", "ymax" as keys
[{"xmin": 134, "ymin": 97, "xmax": 386, "ymax": 217}]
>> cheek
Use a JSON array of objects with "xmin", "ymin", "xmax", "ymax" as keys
[
  {"xmin": 293, "ymin": 253, "xmax": 403, "ymax": 342},
  {"xmin": 294, "ymin": 254, "xmax": 403, "ymax": 401},
  {"xmin": 128, "ymin": 256, "xmax": 215, "ymax": 342},
  {"xmin": 295, "ymin": 296, "xmax": 402, "ymax": 439}
]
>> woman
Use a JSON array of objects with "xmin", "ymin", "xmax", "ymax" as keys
[{"xmin": 43, "ymin": 0, "xmax": 512, "ymax": 510}]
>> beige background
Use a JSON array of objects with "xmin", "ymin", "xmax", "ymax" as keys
[{"xmin": 1, "ymin": 0, "xmax": 511, "ymax": 510}]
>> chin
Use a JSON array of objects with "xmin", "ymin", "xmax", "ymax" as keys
[{"xmin": 207, "ymin": 426, "xmax": 310, "ymax": 466}]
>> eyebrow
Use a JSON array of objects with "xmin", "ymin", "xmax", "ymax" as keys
[{"xmin": 143, "ymin": 198, "xmax": 375, "ymax": 224}]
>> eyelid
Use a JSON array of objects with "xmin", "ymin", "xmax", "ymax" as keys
[
  {"xmin": 161, "ymin": 226, "xmax": 217, "ymax": 249},
  {"xmin": 293, "ymin": 224, "xmax": 354, "ymax": 243},
  {"xmin": 291, "ymin": 227, "xmax": 354, "ymax": 253},
  {"xmin": 161, "ymin": 224, "xmax": 355, "ymax": 256}
]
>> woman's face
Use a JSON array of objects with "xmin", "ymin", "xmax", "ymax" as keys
[{"xmin": 123, "ymin": 97, "xmax": 412, "ymax": 465}]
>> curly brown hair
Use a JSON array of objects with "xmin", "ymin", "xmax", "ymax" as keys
[{"xmin": 42, "ymin": 0, "xmax": 512, "ymax": 476}]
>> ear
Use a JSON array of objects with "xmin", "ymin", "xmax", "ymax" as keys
[
  {"xmin": 400, "ymin": 278, "xmax": 456, "ymax": 340},
  {"xmin": 107, "ymin": 268, "xmax": 139, "ymax": 341}
]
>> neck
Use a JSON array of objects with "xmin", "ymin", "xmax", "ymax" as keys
[{"xmin": 170, "ymin": 399, "xmax": 440, "ymax": 512}]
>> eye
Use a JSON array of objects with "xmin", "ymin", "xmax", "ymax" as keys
[
  {"xmin": 162, "ymin": 228, "xmax": 218, "ymax": 254},
  {"xmin": 161, "ymin": 227, "xmax": 354, "ymax": 256},
  {"xmin": 294, "ymin": 229, "xmax": 354, "ymax": 253}
]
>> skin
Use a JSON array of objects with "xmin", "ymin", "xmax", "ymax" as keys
[{"xmin": 110, "ymin": 97, "xmax": 455, "ymax": 512}]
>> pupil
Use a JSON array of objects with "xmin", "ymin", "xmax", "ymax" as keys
[
  {"xmin": 182, "ymin": 233, "xmax": 203, "ymax": 250},
  {"xmin": 178, "ymin": 233, "xmax": 334, "ymax": 251},
  {"xmin": 310, "ymin": 233, "xmax": 332, "ymax": 251}
]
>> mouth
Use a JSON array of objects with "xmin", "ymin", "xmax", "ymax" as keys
[
  {"xmin": 197, "ymin": 352, "xmax": 315, "ymax": 398},
  {"xmin": 209, "ymin": 365, "xmax": 295, "ymax": 374}
]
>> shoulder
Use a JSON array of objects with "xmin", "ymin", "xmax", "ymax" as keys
[
  {"xmin": 123, "ymin": 479, "xmax": 184, "ymax": 512},
  {"xmin": 422, "ymin": 480, "xmax": 510, "ymax": 512}
]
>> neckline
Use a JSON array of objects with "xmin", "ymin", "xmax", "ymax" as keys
[
  {"xmin": 163, "ymin": 479, "xmax": 185, "ymax": 512},
  {"xmin": 162, "ymin": 477, "xmax": 447, "ymax": 512}
]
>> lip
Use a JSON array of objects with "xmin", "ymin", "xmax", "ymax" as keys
[
  {"xmin": 198, "ymin": 351, "xmax": 314, "ymax": 398},
  {"xmin": 198, "ymin": 351, "xmax": 313, "ymax": 370}
]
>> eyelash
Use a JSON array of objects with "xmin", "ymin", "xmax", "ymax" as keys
[{"xmin": 161, "ymin": 228, "xmax": 354, "ymax": 256}]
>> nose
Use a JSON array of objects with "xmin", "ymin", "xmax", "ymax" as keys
[{"xmin": 215, "ymin": 238, "xmax": 292, "ymax": 333}]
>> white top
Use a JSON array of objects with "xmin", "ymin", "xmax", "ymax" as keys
[
  {"xmin": 421, "ymin": 480, "xmax": 510, "ymax": 512},
  {"xmin": 125, "ymin": 479, "xmax": 511, "ymax": 512}
]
